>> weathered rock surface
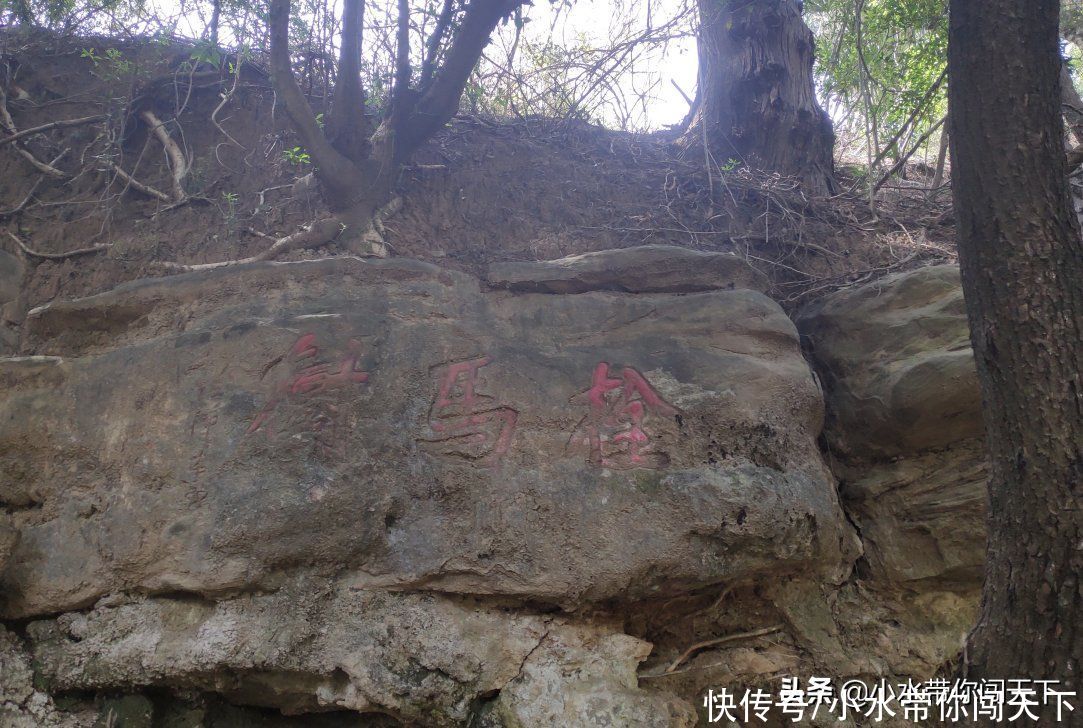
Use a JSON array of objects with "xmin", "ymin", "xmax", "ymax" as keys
[
  {"xmin": 485, "ymin": 245, "xmax": 770, "ymax": 294},
  {"xmin": 840, "ymin": 443, "xmax": 987, "ymax": 583},
  {"xmin": 27, "ymin": 578, "xmax": 695, "ymax": 726},
  {"xmin": 798, "ymin": 265, "xmax": 986, "ymax": 586},
  {"xmin": 1, "ymin": 625, "xmax": 95, "ymax": 727},
  {"xmin": 2, "ymin": 254, "xmax": 856, "ymax": 620},
  {"xmin": 798, "ymin": 264, "xmax": 981, "ymax": 458},
  {"xmin": 2, "ymin": 249, "xmax": 992, "ymax": 725}
]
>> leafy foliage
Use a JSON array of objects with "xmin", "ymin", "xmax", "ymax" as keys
[{"xmin": 806, "ymin": 0, "xmax": 948, "ymax": 163}]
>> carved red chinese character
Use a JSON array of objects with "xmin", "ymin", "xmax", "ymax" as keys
[
  {"xmin": 247, "ymin": 333, "xmax": 370, "ymax": 458},
  {"xmin": 570, "ymin": 362, "xmax": 678, "ymax": 469},
  {"xmin": 422, "ymin": 355, "xmax": 517, "ymax": 466}
]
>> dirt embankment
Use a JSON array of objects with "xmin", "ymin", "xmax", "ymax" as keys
[{"xmin": 0, "ymin": 28, "xmax": 954, "ymax": 343}]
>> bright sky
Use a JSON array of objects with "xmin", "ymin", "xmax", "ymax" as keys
[
  {"xmin": 507, "ymin": 0, "xmax": 699, "ymax": 129},
  {"xmin": 149, "ymin": 0, "xmax": 700, "ymax": 130}
]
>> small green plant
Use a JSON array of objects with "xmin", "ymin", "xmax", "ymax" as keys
[
  {"xmin": 721, "ymin": 157, "xmax": 740, "ymax": 172},
  {"xmin": 282, "ymin": 146, "xmax": 311, "ymax": 167},
  {"xmin": 190, "ymin": 39, "xmax": 222, "ymax": 67},
  {"xmin": 315, "ymin": 113, "xmax": 324, "ymax": 130},
  {"xmin": 221, "ymin": 191, "xmax": 240, "ymax": 229},
  {"xmin": 82, "ymin": 47, "xmax": 138, "ymax": 80}
]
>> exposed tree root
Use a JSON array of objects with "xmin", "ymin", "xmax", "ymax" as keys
[
  {"xmin": 109, "ymin": 162, "xmax": 172, "ymax": 202},
  {"xmin": 157, "ymin": 195, "xmax": 402, "ymax": 271},
  {"xmin": 7, "ymin": 230, "xmax": 111, "ymax": 260},
  {"xmin": 0, "ymin": 175, "xmax": 44, "ymax": 219},
  {"xmin": 138, "ymin": 110, "xmax": 188, "ymax": 202},
  {"xmin": 157, "ymin": 217, "xmax": 347, "ymax": 271},
  {"xmin": 0, "ymin": 85, "xmax": 70, "ymax": 178},
  {"xmin": 356, "ymin": 196, "xmax": 401, "ymax": 253},
  {"xmin": 661, "ymin": 624, "xmax": 784, "ymax": 674},
  {"xmin": 0, "ymin": 114, "xmax": 106, "ymax": 147}
]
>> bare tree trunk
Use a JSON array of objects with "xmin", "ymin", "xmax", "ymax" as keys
[
  {"xmin": 208, "ymin": 0, "xmax": 221, "ymax": 49},
  {"xmin": 948, "ymin": 0, "xmax": 1083, "ymax": 713},
  {"xmin": 327, "ymin": 0, "xmax": 371, "ymax": 163},
  {"xmin": 931, "ymin": 126, "xmax": 948, "ymax": 190},
  {"xmin": 685, "ymin": 0, "xmax": 837, "ymax": 195},
  {"xmin": 268, "ymin": 0, "xmax": 363, "ymax": 210}
]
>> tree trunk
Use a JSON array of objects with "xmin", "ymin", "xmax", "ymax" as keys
[
  {"xmin": 948, "ymin": 0, "xmax": 1083, "ymax": 713},
  {"xmin": 685, "ymin": 0, "xmax": 837, "ymax": 195}
]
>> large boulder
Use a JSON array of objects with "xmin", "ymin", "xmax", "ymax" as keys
[
  {"xmin": 797, "ymin": 265, "xmax": 986, "ymax": 586},
  {"xmin": 1, "ymin": 253, "xmax": 857, "ymax": 618}
]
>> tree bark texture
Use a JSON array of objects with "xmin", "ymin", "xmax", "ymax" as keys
[
  {"xmin": 687, "ymin": 0, "xmax": 837, "ymax": 195},
  {"xmin": 949, "ymin": 0, "xmax": 1083, "ymax": 716}
]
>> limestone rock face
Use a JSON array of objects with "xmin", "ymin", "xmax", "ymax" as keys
[
  {"xmin": 485, "ymin": 244, "xmax": 770, "ymax": 294},
  {"xmin": 797, "ymin": 265, "xmax": 986, "ymax": 586},
  {"xmin": 26, "ymin": 579, "xmax": 694, "ymax": 726},
  {"xmin": 30, "ymin": 581, "xmax": 691, "ymax": 726},
  {"xmin": 2, "ymin": 255, "xmax": 856, "ymax": 620},
  {"xmin": 1, "ymin": 625, "xmax": 95, "ymax": 727},
  {"xmin": 0, "ymin": 251, "xmax": 997, "ymax": 725}
]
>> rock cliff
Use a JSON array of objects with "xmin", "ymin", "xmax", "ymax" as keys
[{"xmin": 0, "ymin": 248, "xmax": 986, "ymax": 726}]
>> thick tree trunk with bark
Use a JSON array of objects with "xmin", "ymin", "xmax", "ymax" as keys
[
  {"xmin": 948, "ymin": 0, "xmax": 1083, "ymax": 711},
  {"xmin": 686, "ymin": 0, "xmax": 837, "ymax": 195}
]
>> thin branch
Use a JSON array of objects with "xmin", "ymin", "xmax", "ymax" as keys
[
  {"xmin": 866, "ymin": 66, "xmax": 947, "ymax": 173},
  {"xmin": 211, "ymin": 59, "xmax": 247, "ymax": 151},
  {"xmin": 0, "ymin": 85, "xmax": 70, "ymax": 179},
  {"xmin": 873, "ymin": 114, "xmax": 948, "ymax": 192},
  {"xmin": 419, "ymin": 0, "xmax": 456, "ymax": 92},
  {"xmin": 15, "ymin": 145, "xmax": 69, "ymax": 178}
]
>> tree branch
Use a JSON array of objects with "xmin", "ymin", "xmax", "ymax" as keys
[
  {"xmin": 268, "ymin": 0, "xmax": 360, "ymax": 201},
  {"xmin": 418, "ymin": 0, "xmax": 456, "ymax": 92},
  {"xmin": 327, "ymin": 0, "xmax": 370, "ymax": 161},
  {"xmin": 873, "ymin": 113, "xmax": 947, "ymax": 192},
  {"xmin": 398, "ymin": 0, "xmax": 523, "ymax": 161},
  {"xmin": 392, "ymin": 0, "xmax": 414, "ymax": 123},
  {"xmin": 868, "ymin": 66, "xmax": 947, "ymax": 171},
  {"xmin": 663, "ymin": 625, "xmax": 784, "ymax": 674}
]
